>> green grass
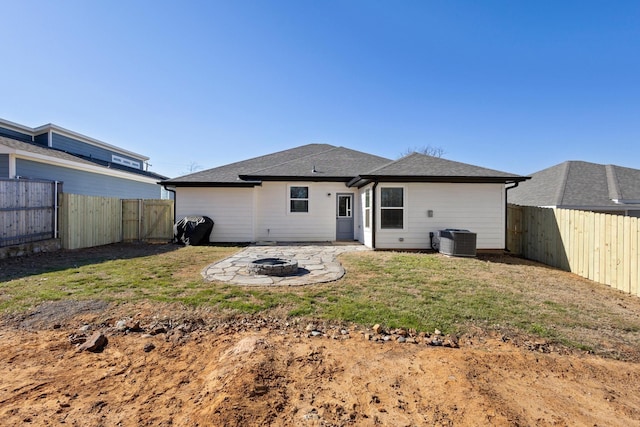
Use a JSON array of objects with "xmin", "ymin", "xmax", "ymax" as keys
[{"xmin": 2, "ymin": 244, "xmax": 640, "ymax": 357}]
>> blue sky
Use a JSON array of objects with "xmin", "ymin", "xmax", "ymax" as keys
[{"xmin": 2, "ymin": 1, "xmax": 639, "ymax": 178}]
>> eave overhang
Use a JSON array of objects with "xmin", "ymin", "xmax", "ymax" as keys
[
  {"xmin": 158, "ymin": 181, "xmax": 262, "ymax": 188},
  {"xmin": 348, "ymin": 175, "xmax": 531, "ymax": 188}
]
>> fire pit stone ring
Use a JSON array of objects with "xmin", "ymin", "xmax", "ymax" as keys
[{"xmin": 247, "ymin": 257, "xmax": 299, "ymax": 276}]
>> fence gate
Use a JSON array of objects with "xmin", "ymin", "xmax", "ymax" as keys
[
  {"xmin": 0, "ymin": 179, "xmax": 59, "ymax": 247},
  {"xmin": 122, "ymin": 199, "xmax": 174, "ymax": 242}
]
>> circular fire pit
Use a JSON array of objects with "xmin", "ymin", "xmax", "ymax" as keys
[{"xmin": 247, "ymin": 258, "xmax": 299, "ymax": 276}]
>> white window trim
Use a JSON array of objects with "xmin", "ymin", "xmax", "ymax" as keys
[
  {"xmin": 364, "ymin": 188, "xmax": 371, "ymax": 230},
  {"xmin": 112, "ymin": 154, "xmax": 141, "ymax": 169},
  {"xmin": 379, "ymin": 185, "xmax": 407, "ymax": 231},
  {"xmin": 287, "ymin": 184, "xmax": 310, "ymax": 214}
]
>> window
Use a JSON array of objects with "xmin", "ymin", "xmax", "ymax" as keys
[
  {"xmin": 112, "ymin": 154, "xmax": 141, "ymax": 169},
  {"xmin": 380, "ymin": 187, "xmax": 404, "ymax": 229},
  {"xmin": 364, "ymin": 188, "xmax": 371, "ymax": 228},
  {"xmin": 289, "ymin": 186, "xmax": 309, "ymax": 213}
]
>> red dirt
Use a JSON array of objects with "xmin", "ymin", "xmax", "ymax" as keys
[{"xmin": 1, "ymin": 302, "xmax": 639, "ymax": 426}]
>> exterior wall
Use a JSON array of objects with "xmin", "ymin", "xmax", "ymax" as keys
[
  {"xmin": 16, "ymin": 159, "xmax": 162, "ymax": 198},
  {"xmin": 51, "ymin": 132, "xmax": 144, "ymax": 170},
  {"xmin": 175, "ymin": 187, "xmax": 255, "ymax": 242},
  {"xmin": 34, "ymin": 133, "xmax": 49, "ymax": 147},
  {"xmin": 0, "ymin": 154, "xmax": 9, "ymax": 177},
  {"xmin": 0, "ymin": 126, "xmax": 32, "ymax": 143},
  {"xmin": 372, "ymin": 182, "xmax": 506, "ymax": 250},
  {"xmin": 254, "ymin": 182, "xmax": 354, "ymax": 242}
]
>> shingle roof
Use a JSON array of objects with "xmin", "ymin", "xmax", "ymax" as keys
[
  {"xmin": 162, "ymin": 144, "xmax": 392, "ymax": 186},
  {"xmin": 162, "ymin": 145, "xmax": 528, "ymax": 187},
  {"xmin": 0, "ymin": 135, "xmax": 167, "ymax": 180},
  {"xmin": 508, "ymin": 161, "xmax": 640, "ymax": 209},
  {"xmin": 366, "ymin": 152, "xmax": 522, "ymax": 178}
]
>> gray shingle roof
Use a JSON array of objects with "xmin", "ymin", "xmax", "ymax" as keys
[
  {"xmin": 362, "ymin": 152, "xmax": 523, "ymax": 179},
  {"xmin": 162, "ymin": 144, "xmax": 391, "ymax": 185},
  {"xmin": 0, "ymin": 135, "xmax": 167, "ymax": 180},
  {"xmin": 161, "ymin": 144, "xmax": 528, "ymax": 186},
  {"xmin": 508, "ymin": 161, "xmax": 640, "ymax": 210}
]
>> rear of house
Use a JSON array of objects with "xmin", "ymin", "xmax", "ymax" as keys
[{"xmin": 161, "ymin": 144, "xmax": 527, "ymax": 250}]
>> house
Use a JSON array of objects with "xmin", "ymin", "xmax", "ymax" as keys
[
  {"xmin": 160, "ymin": 144, "xmax": 528, "ymax": 250},
  {"xmin": 509, "ymin": 161, "xmax": 640, "ymax": 217},
  {"xmin": 0, "ymin": 118, "xmax": 168, "ymax": 199}
]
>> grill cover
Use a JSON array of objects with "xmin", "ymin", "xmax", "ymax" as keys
[{"xmin": 174, "ymin": 216, "xmax": 214, "ymax": 246}]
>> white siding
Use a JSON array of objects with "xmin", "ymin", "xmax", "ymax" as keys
[
  {"xmin": 255, "ymin": 182, "xmax": 354, "ymax": 242},
  {"xmin": 360, "ymin": 184, "xmax": 373, "ymax": 247},
  {"xmin": 371, "ymin": 182, "xmax": 506, "ymax": 250},
  {"xmin": 176, "ymin": 187, "xmax": 254, "ymax": 242}
]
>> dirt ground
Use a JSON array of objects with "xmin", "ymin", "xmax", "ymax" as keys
[{"xmin": 1, "ymin": 301, "xmax": 640, "ymax": 427}]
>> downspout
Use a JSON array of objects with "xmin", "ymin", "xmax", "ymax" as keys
[
  {"xmin": 504, "ymin": 182, "xmax": 520, "ymax": 252},
  {"xmin": 53, "ymin": 181, "xmax": 59, "ymax": 239},
  {"xmin": 163, "ymin": 185, "xmax": 177, "ymax": 226},
  {"xmin": 371, "ymin": 180, "xmax": 379, "ymax": 250}
]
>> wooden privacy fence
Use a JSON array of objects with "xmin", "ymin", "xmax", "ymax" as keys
[
  {"xmin": 507, "ymin": 204, "xmax": 640, "ymax": 297},
  {"xmin": 60, "ymin": 194, "xmax": 174, "ymax": 250},
  {"xmin": 0, "ymin": 179, "xmax": 59, "ymax": 247},
  {"xmin": 122, "ymin": 199, "xmax": 174, "ymax": 243}
]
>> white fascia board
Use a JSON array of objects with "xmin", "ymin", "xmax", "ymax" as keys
[
  {"xmin": 15, "ymin": 151, "xmax": 159, "ymax": 185},
  {"xmin": 612, "ymin": 199, "xmax": 640, "ymax": 205},
  {"xmin": 33, "ymin": 123, "xmax": 150, "ymax": 161},
  {"xmin": 0, "ymin": 118, "xmax": 35, "ymax": 135}
]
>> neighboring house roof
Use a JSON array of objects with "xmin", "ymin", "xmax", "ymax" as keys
[
  {"xmin": 0, "ymin": 135, "xmax": 167, "ymax": 181},
  {"xmin": 161, "ymin": 144, "xmax": 528, "ymax": 187},
  {"xmin": 508, "ymin": 161, "xmax": 640, "ymax": 211}
]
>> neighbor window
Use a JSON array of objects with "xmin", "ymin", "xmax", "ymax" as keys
[
  {"xmin": 364, "ymin": 188, "xmax": 371, "ymax": 228},
  {"xmin": 380, "ymin": 187, "xmax": 404, "ymax": 229},
  {"xmin": 289, "ymin": 186, "xmax": 309, "ymax": 213}
]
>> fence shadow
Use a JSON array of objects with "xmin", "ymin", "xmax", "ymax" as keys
[{"xmin": 0, "ymin": 243, "xmax": 182, "ymax": 282}]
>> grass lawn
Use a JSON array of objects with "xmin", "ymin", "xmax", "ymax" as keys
[{"xmin": 2, "ymin": 243, "xmax": 640, "ymax": 358}]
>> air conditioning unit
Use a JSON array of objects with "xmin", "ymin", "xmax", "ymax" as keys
[{"xmin": 438, "ymin": 229, "xmax": 477, "ymax": 257}]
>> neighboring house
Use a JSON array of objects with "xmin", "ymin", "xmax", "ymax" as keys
[
  {"xmin": 0, "ymin": 118, "xmax": 168, "ymax": 199},
  {"xmin": 509, "ymin": 161, "xmax": 640, "ymax": 217},
  {"xmin": 160, "ymin": 144, "xmax": 528, "ymax": 250}
]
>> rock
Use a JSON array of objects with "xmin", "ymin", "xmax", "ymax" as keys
[
  {"xmin": 68, "ymin": 333, "xmax": 87, "ymax": 345},
  {"xmin": 115, "ymin": 320, "xmax": 128, "ymax": 331},
  {"xmin": 143, "ymin": 343, "xmax": 155, "ymax": 353},
  {"xmin": 150, "ymin": 326, "xmax": 166, "ymax": 335},
  {"xmin": 444, "ymin": 334, "xmax": 459, "ymax": 348},
  {"xmin": 383, "ymin": 335, "xmax": 391, "ymax": 342},
  {"xmin": 305, "ymin": 323, "xmax": 317, "ymax": 332},
  {"xmin": 340, "ymin": 329, "xmax": 349, "ymax": 335},
  {"xmin": 430, "ymin": 336, "xmax": 443, "ymax": 346},
  {"xmin": 434, "ymin": 329, "xmax": 442, "ymax": 336},
  {"xmin": 77, "ymin": 332, "xmax": 108, "ymax": 352},
  {"xmin": 53, "ymin": 324, "xmax": 61, "ymax": 330},
  {"xmin": 397, "ymin": 336, "xmax": 407, "ymax": 343},
  {"xmin": 397, "ymin": 329, "xmax": 408, "ymax": 337},
  {"xmin": 311, "ymin": 331, "xmax": 322, "ymax": 337},
  {"xmin": 372, "ymin": 324, "xmax": 382, "ymax": 334},
  {"xmin": 364, "ymin": 333, "xmax": 372, "ymax": 341},
  {"xmin": 79, "ymin": 325, "xmax": 91, "ymax": 332}
]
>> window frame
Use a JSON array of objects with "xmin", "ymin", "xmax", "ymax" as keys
[
  {"xmin": 288, "ymin": 185, "xmax": 310, "ymax": 214},
  {"xmin": 364, "ymin": 188, "xmax": 371, "ymax": 229},
  {"xmin": 379, "ymin": 185, "xmax": 406, "ymax": 230}
]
